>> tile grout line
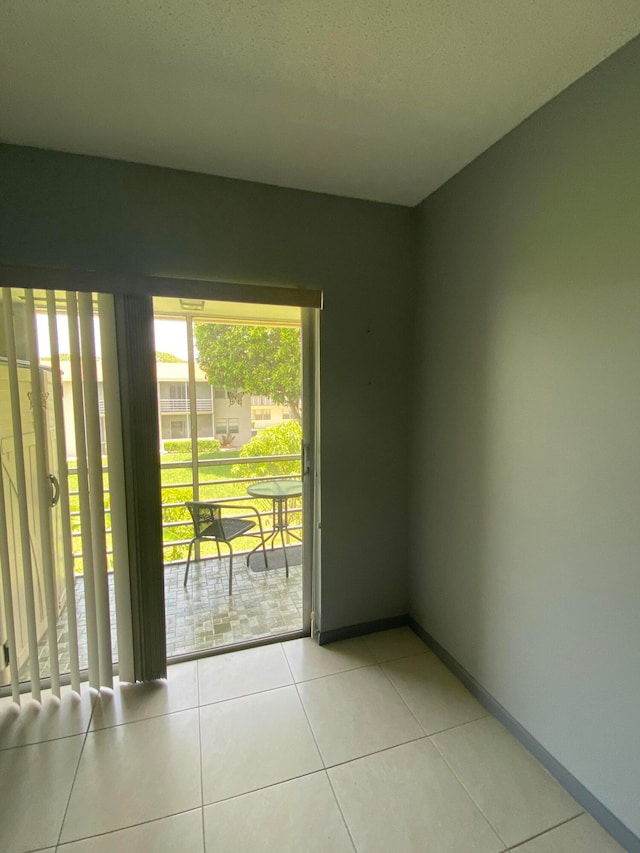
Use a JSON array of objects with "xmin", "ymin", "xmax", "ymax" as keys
[
  {"xmin": 202, "ymin": 767, "xmax": 329, "ymax": 810},
  {"xmin": 199, "ymin": 674, "xmax": 298, "ymax": 709},
  {"xmin": 429, "ymin": 732, "xmax": 517, "ymax": 850},
  {"xmin": 324, "ymin": 769, "xmax": 359, "ymax": 853},
  {"xmin": 54, "ymin": 807, "xmax": 204, "ymax": 849},
  {"xmin": 287, "ymin": 659, "xmax": 377, "ymax": 684},
  {"xmin": 90, "ymin": 659, "xmax": 299, "ymax": 734},
  {"xmin": 507, "ymin": 812, "xmax": 586, "ymax": 850},
  {"xmin": 88, "ymin": 701, "xmax": 199, "ymax": 732},
  {"xmin": 281, "ymin": 642, "xmax": 359, "ymax": 853},
  {"xmin": 322, "ymin": 733, "xmax": 429, "ymax": 771},
  {"xmin": 428, "ymin": 712, "xmax": 492, "ymax": 736},
  {"xmin": 376, "ymin": 660, "xmax": 430, "ymax": 736},
  {"xmin": 373, "ymin": 650, "xmax": 496, "ymax": 747},
  {"xmin": 0, "ymin": 724, "xmax": 99, "ymax": 753},
  {"xmin": 55, "ymin": 687, "xmax": 100, "ymax": 849}
]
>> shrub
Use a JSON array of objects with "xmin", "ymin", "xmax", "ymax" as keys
[
  {"xmin": 163, "ymin": 438, "xmax": 221, "ymax": 454},
  {"xmin": 161, "ymin": 486, "xmax": 193, "ymax": 563},
  {"xmin": 231, "ymin": 420, "xmax": 302, "ymax": 478}
]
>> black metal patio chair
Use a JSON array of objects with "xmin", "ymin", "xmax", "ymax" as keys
[{"xmin": 183, "ymin": 501, "xmax": 268, "ymax": 594}]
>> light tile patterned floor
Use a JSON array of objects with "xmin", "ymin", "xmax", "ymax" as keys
[
  {"xmin": 20, "ymin": 549, "xmax": 303, "ymax": 680},
  {"xmin": 1, "ymin": 627, "xmax": 627, "ymax": 853}
]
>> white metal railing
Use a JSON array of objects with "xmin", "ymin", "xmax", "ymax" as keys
[
  {"xmin": 67, "ymin": 453, "xmax": 302, "ymax": 564},
  {"xmin": 158, "ymin": 398, "xmax": 213, "ymax": 413},
  {"xmin": 98, "ymin": 398, "xmax": 214, "ymax": 415}
]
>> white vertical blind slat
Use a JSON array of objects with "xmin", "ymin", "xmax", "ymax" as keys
[
  {"xmin": 46, "ymin": 290, "xmax": 82, "ymax": 694},
  {"xmin": 66, "ymin": 291, "xmax": 101, "ymax": 689},
  {"xmin": 0, "ymin": 447, "xmax": 21, "ymax": 704},
  {"xmin": 78, "ymin": 292, "xmax": 113, "ymax": 689},
  {"xmin": 24, "ymin": 291, "xmax": 61, "ymax": 698},
  {"xmin": 98, "ymin": 293, "xmax": 134, "ymax": 683},
  {"xmin": 0, "ymin": 287, "xmax": 131, "ymax": 701},
  {"xmin": 2, "ymin": 288, "xmax": 41, "ymax": 701}
]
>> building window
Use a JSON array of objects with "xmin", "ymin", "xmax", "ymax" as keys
[
  {"xmin": 253, "ymin": 408, "xmax": 271, "ymax": 420},
  {"xmin": 214, "ymin": 387, "xmax": 226, "ymax": 399},
  {"xmin": 217, "ymin": 417, "xmax": 239, "ymax": 435},
  {"xmin": 169, "ymin": 383, "xmax": 187, "ymax": 400},
  {"xmin": 282, "ymin": 411, "xmax": 292, "ymax": 420},
  {"xmin": 170, "ymin": 419, "xmax": 186, "ymax": 438}
]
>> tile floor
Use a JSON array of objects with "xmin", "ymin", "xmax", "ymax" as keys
[{"xmin": 0, "ymin": 627, "xmax": 626, "ymax": 853}]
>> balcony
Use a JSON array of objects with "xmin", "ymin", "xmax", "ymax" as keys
[
  {"xmin": 158, "ymin": 397, "xmax": 213, "ymax": 414},
  {"xmin": 20, "ymin": 453, "xmax": 304, "ymax": 680}
]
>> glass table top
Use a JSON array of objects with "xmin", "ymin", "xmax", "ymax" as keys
[{"xmin": 246, "ymin": 479, "xmax": 303, "ymax": 499}]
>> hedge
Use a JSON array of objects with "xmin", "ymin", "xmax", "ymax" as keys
[{"xmin": 163, "ymin": 438, "xmax": 221, "ymax": 454}]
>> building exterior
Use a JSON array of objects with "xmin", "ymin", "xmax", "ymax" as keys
[
  {"xmin": 249, "ymin": 395, "xmax": 296, "ymax": 435},
  {"xmin": 57, "ymin": 358, "xmax": 253, "ymax": 456},
  {"xmin": 156, "ymin": 361, "xmax": 215, "ymax": 441}
]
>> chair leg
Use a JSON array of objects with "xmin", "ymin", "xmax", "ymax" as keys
[
  {"xmin": 183, "ymin": 538, "xmax": 196, "ymax": 586},
  {"xmin": 228, "ymin": 543, "xmax": 233, "ymax": 595},
  {"xmin": 280, "ymin": 526, "xmax": 289, "ymax": 578}
]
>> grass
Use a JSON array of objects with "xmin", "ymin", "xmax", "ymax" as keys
[{"xmin": 160, "ymin": 450, "xmax": 302, "ymax": 562}]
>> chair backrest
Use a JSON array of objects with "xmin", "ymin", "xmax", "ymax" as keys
[{"xmin": 185, "ymin": 501, "xmax": 224, "ymax": 539}]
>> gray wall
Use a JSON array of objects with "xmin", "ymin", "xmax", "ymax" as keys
[
  {"xmin": 411, "ymin": 36, "xmax": 640, "ymax": 837},
  {"xmin": 0, "ymin": 143, "xmax": 415, "ymax": 631}
]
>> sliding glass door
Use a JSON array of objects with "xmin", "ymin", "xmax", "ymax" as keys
[{"xmin": 151, "ymin": 296, "xmax": 318, "ymax": 658}]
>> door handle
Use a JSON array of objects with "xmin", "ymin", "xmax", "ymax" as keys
[
  {"xmin": 48, "ymin": 474, "xmax": 60, "ymax": 508},
  {"xmin": 302, "ymin": 442, "xmax": 311, "ymax": 478}
]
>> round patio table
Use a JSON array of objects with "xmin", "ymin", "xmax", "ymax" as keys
[{"xmin": 246, "ymin": 479, "xmax": 302, "ymax": 574}]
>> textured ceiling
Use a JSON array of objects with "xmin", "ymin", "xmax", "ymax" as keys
[{"xmin": 1, "ymin": 1, "xmax": 639, "ymax": 205}]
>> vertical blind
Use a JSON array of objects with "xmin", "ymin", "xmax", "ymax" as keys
[{"xmin": 0, "ymin": 287, "xmax": 133, "ymax": 702}]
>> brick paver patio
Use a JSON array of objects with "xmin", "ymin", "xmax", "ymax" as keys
[{"xmin": 20, "ymin": 547, "xmax": 303, "ymax": 681}]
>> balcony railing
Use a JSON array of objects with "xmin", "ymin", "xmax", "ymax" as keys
[
  {"xmin": 158, "ymin": 398, "xmax": 213, "ymax": 413},
  {"xmin": 98, "ymin": 398, "xmax": 214, "ymax": 415},
  {"xmin": 67, "ymin": 453, "xmax": 302, "ymax": 566}
]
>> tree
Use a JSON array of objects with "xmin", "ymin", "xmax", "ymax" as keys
[
  {"xmin": 194, "ymin": 324, "xmax": 301, "ymax": 419},
  {"xmin": 156, "ymin": 351, "xmax": 183, "ymax": 363}
]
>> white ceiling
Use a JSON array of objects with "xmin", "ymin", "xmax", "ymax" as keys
[{"xmin": 1, "ymin": 2, "xmax": 639, "ymax": 206}]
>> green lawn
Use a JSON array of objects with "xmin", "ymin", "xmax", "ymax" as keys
[{"xmin": 160, "ymin": 450, "xmax": 302, "ymax": 563}]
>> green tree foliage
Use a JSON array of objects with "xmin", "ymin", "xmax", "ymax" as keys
[
  {"xmin": 231, "ymin": 420, "xmax": 302, "ymax": 478},
  {"xmin": 194, "ymin": 323, "xmax": 301, "ymax": 419},
  {"xmin": 156, "ymin": 351, "xmax": 184, "ymax": 363}
]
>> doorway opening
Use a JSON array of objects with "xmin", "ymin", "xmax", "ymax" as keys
[{"xmin": 152, "ymin": 297, "xmax": 312, "ymax": 658}]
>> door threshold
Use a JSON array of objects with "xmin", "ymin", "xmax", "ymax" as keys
[{"xmin": 166, "ymin": 628, "xmax": 308, "ymax": 666}]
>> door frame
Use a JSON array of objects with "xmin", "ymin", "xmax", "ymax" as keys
[{"xmin": 0, "ymin": 264, "xmax": 323, "ymax": 681}]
